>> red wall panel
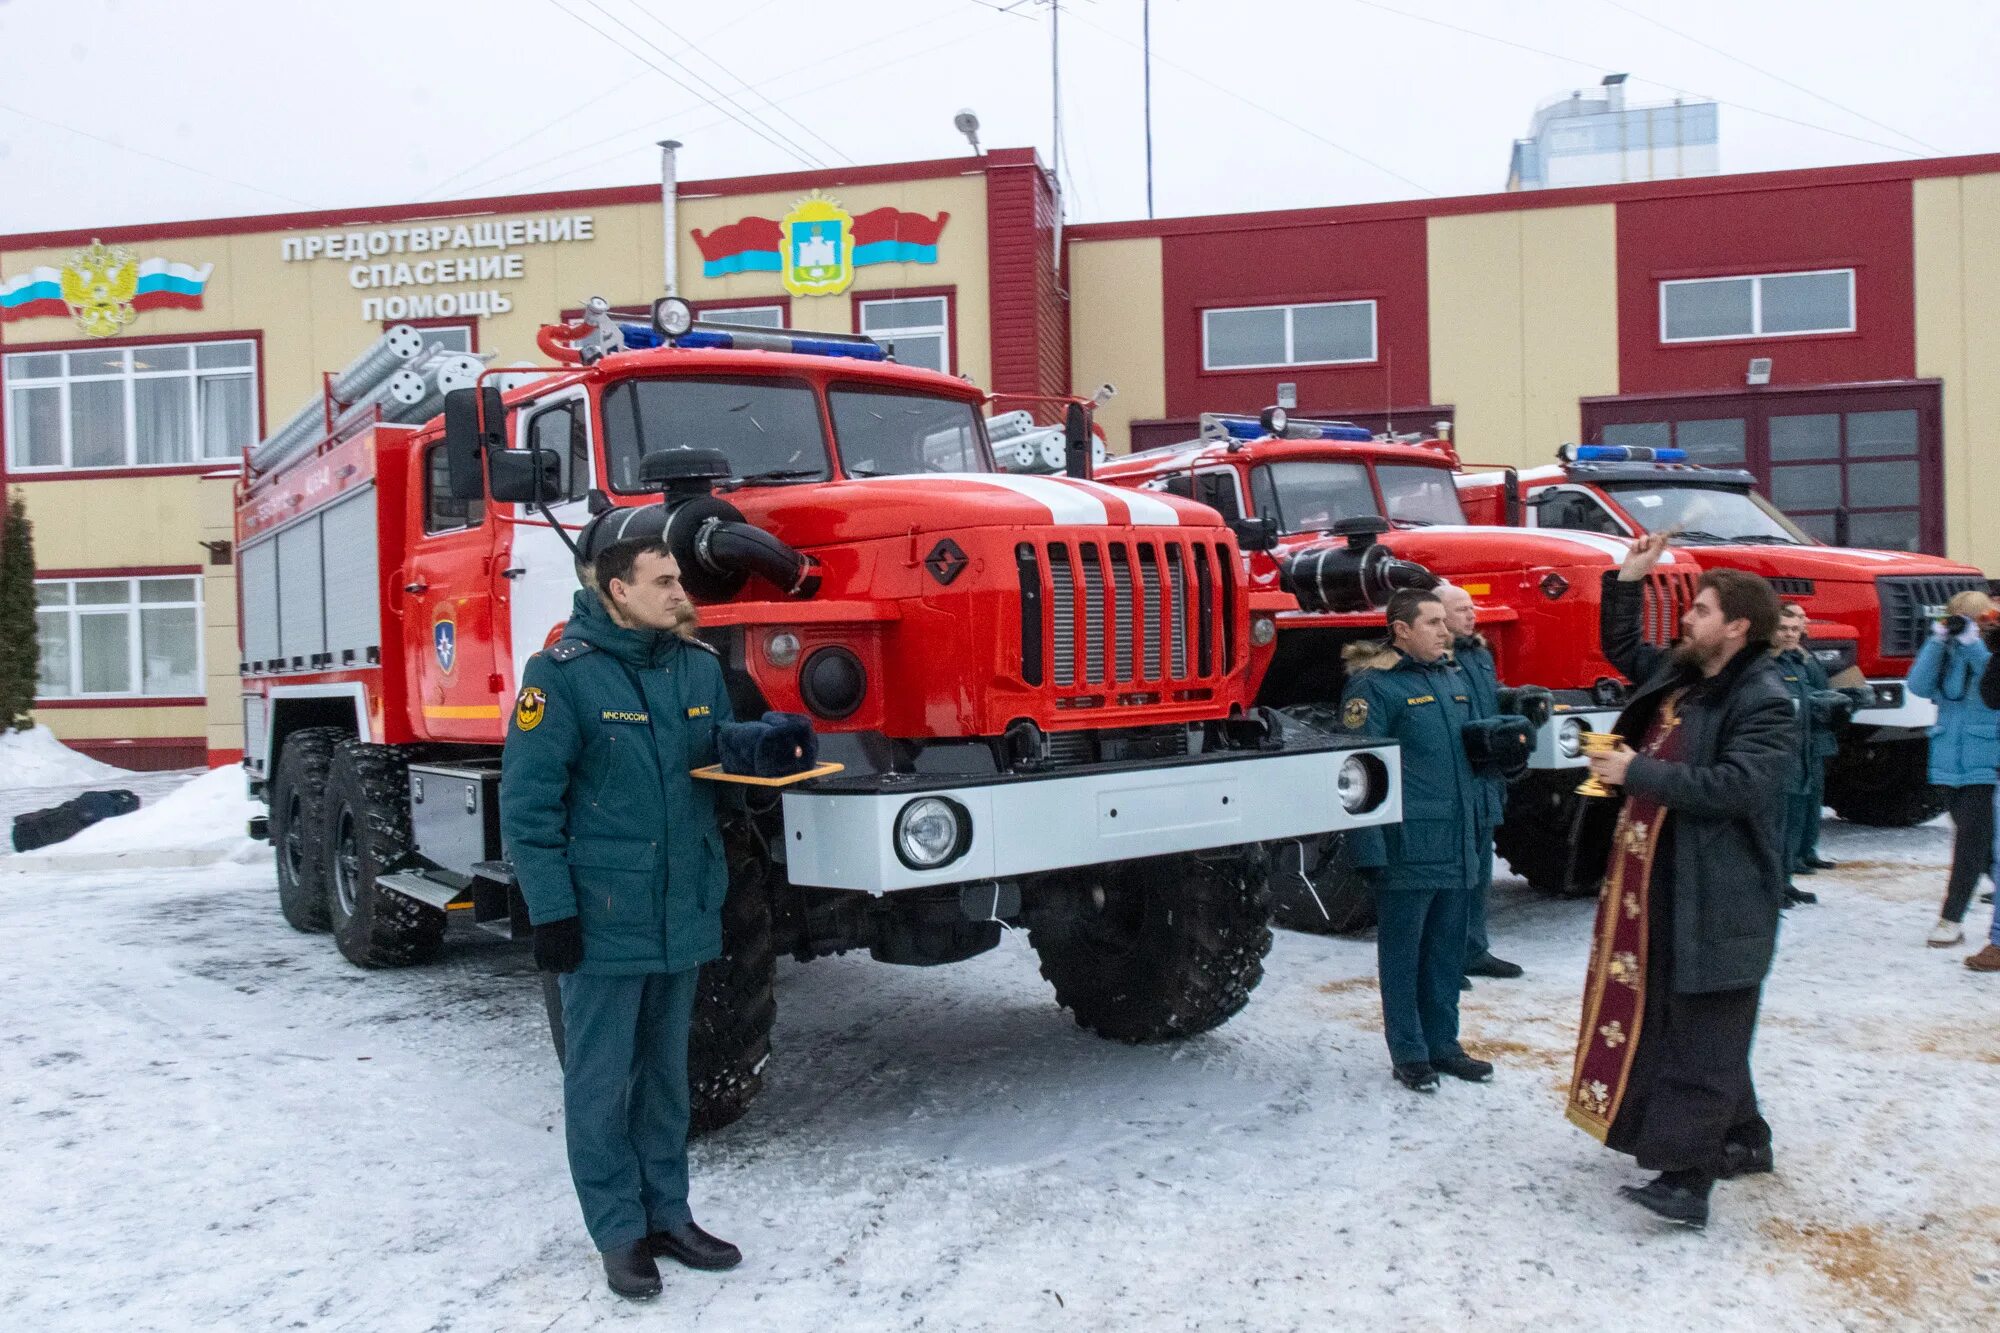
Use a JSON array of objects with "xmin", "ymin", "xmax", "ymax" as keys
[
  {"xmin": 1159, "ymin": 216, "xmax": 1429, "ymax": 421},
  {"xmin": 1615, "ymin": 179, "xmax": 1914, "ymax": 394},
  {"xmin": 985, "ymin": 160, "xmax": 1070, "ymax": 406}
]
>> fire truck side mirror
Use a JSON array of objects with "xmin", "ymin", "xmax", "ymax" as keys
[
  {"xmin": 442, "ymin": 386, "xmax": 506, "ymax": 500},
  {"xmin": 1228, "ymin": 516, "xmax": 1280, "ymax": 552},
  {"xmin": 488, "ymin": 448, "xmax": 563, "ymax": 506},
  {"xmin": 1063, "ymin": 403, "xmax": 1092, "ymax": 479}
]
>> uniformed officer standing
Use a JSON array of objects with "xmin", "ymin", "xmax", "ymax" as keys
[
  {"xmin": 1770, "ymin": 602, "xmax": 1864, "ymax": 905},
  {"xmin": 1436, "ymin": 584, "xmax": 1524, "ymax": 981},
  {"xmin": 500, "ymin": 528, "xmax": 742, "ymax": 1300},
  {"xmin": 1341, "ymin": 588, "xmax": 1530, "ymax": 1092}
]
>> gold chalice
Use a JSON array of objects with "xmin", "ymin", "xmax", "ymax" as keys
[{"xmin": 1574, "ymin": 730, "xmax": 1625, "ymax": 798}]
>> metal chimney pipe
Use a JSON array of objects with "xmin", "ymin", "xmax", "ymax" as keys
[{"xmin": 659, "ymin": 139, "xmax": 682, "ymax": 297}]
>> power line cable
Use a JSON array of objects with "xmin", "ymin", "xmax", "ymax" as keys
[
  {"xmin": 540, "ymin": 0, "xmax": 823, "ymax": 170},
  {"xmin": 419, "ymin": 71, "xmax": 650, "ymax": 201},
  {"xmin": 1341, "ymin": 0, "xmax": 1924, "ymax": 161},
  {"xmin": 0, "ymin": 101, "xmax": 315, "ymax": 211},
  {"xmin": 1596, "ymin": 0, "xmax": 1941, "ymax": 154},
  {"xmin": 1061, "ymin": 6, "xmax": 1440, "ymax": 197}
]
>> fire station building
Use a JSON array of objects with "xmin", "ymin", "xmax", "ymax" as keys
[{"xmin": 3, "ymin": 147, "xmax": 1996, "ymax": 768}]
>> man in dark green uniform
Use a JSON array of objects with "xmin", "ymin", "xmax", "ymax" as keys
[
  {"xmin": 1341, "ymin": 588, "xmax": 1531, "ymax": 1092},
  {"xmin": 500, "ymin": 530, "xmax": 741, "ymax": 1300},
  {"xmin": 1437, "ymin": 584, "xmax": 1524, "ymax": 981},
  {"xmin": 1770, "ymin": 603, "xmax": 1864, "ymax": 904}
]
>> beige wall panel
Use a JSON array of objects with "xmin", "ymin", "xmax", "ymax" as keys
[
  {"xmin": 1915, "ymin": 173, "xmax": 2000, "ymax": 570},
  {"xmin": 1067, "ymin": 237, "xmax": 1165, "ymax": 453},
  {"xmin": 19, "ymin": 475, "xmax": 213, "ymax": 569},
  {"xmin": 1425, "ymin": 205, "xmax": 1618, "ymax": 468},
  {"xmin": 37, "ymin": 705, "xmax": 206, "ymax": 741}
]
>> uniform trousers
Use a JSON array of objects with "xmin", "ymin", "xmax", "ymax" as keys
[
  {"xmin": 556, "ymin": 967, "xmax": 700, "ymax": 1251},
  {"xmin": 1465, "ymin": 825, "xmax": 1496, "ymax": 960},
  {"xmin": 1375, "ymin": 885, "xmax": 1470, "ymax": 1066}
]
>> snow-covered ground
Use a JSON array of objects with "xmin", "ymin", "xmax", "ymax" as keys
[{"xmin": 2, "ymin": 813, "xmax": 1996, "ymax": 1331}]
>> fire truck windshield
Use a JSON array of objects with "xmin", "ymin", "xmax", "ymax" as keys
[
  {"xmin": 827, "ymin": 386, "xmax": 990, "ymax": 477},
  {"xmin": 601, "ymin": 376, "xmax": 831, "ymax": 492},
  {"xmin": 1600, "ymin": 483, "xmax": 1811, "ymax": 544},
  {"xmin": 1252, "ymin": 460, "xmax": 1466, "ymax": 534},
  {"xmin": 1377, "ymin": 463, "xmax": 1467, "ymax": 526}
]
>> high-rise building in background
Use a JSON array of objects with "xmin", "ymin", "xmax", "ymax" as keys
[{"xmin": 1508, "ymin": 73, "xmax": 1718, "ymax": 190}]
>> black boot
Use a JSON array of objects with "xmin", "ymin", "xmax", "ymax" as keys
[
  {"xmin": 1464, "ymin": 952, "xmax": 1524, "ymax": 979},
  {"xmin": 1620, "ymin": 1170, "xmax": 1712, "ymax": 1228},
  {"xmin": 602, "ymin": 1240, "xmax": 663, "ymax": 1299},
  {"xmin": 1432, "ymin": 1052, "xmax": 1495, "ymax": 1082},
  {"xmin": 1782, "ymin": 886, "xmax": 1817, "ymax": 907},
  {"xmin": 1392, "ymin": 1061, "xmax": 1439, "ymax": 1093},
  {"xmin": 1804, "ymin": 854, "xmax": 1839, "ymax": 870},
  {"xmin": 1720, "ymin": 1139, "xmax": 1775, "ymax": 1178},
  {"xmin": 648, "ymin": 1220, "xmax": 743, "ymax": 1272}
]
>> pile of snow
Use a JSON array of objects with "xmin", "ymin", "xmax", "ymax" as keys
[
  {"xmin": 0, "ymin": 724, "xmax": 127, "ymax": 790},
  {"xmin": 20, "ymin": 766, "xmax": 260, "ymax": 868}
]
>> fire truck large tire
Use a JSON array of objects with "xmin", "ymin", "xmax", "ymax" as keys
[
  {"xmin": 272, "ymin": 727, "xmax": 344, "ymax": 933},
  {"xmin": 1497, "ymin": 774, "xmax": 1598, "ymax": 897},
  {"xmin": 1825, "ymin": 739, "xmax": 1946, "ymax": 827},
  {"xmin": 688, "ymin": 824, "xmax": 778, "ymax": 1135},
  {"xmin": 324, "ymin": 743, "xmax": 445, "ymax": 969},
  {"xmin": 1030, "ymin": 850, "xmax": 1273, "ymax": 1043},
  {"xmin": 1271, "ymin": 834, "xmax": 1377, "ymax": 934}
]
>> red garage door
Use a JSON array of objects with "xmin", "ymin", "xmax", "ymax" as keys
[{"xmin": 1580, "ymin": 381, "xmax": 1943, "ymax": 553}]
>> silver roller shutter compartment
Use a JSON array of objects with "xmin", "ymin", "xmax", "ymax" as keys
[
  {"xmin": 318, "ymin": 489, "xmax": 380, "ymax": 665},
  {"xmin": 276, "ymin": 519, "xmax": 326, "ymax": 668}
]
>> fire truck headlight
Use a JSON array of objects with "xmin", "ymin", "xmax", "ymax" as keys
[
  {"xmin": 1335, "ymin": 753, "xmax": 1388, "ymax": 814},
  {"xmin": 1250, "ymin": 615, "xmax": 1278, "ymax": 647},
  {"xmin": 1260, "ymin": 405, "xmax": 1289, "ymax": 437},
  {"xmin": 764, "ymin": 631, "xmax": 802, "ymax": 668},
  {"xmin": 895, "ymin": 797, "xmax": 969, "ymax": 870},
  {"xmin": 1558, "ymin": 718, "xmax": 1584, "ymax": 760},
  {"xmin": 653, "ymin": 296, "xmax": 695, "ymax": 338}
]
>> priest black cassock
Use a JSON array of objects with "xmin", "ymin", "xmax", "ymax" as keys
[{"xmin": 1566, "ymin": 533, "xmax": 1797, "ymax": 1230}]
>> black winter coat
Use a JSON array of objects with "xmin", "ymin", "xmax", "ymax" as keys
[{"xmin": 1570, "ymin": 579, "xmax": 1798, "ymax": 994}]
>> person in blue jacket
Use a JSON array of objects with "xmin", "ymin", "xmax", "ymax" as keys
[
  {"xmin": 1341, "ymin": 587, "xmax": 1532, "ymax": 1093},
  {"xmin": 500, "ymin": 528, "xmax": 742, "ymax": 1300},
  {"xmin": 1907, "ymin": 590, "xmax": 2000, "ymax": 948}
]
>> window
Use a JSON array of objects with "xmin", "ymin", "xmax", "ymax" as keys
[
  {"xmin": 857, "ymin": 296, "xmax": 949, "ymax": 372},
  {"xmin": 35, "ymin": 575, "xmax": 203, "ymax": 699},
  {"xmin": 1660, "ymin": 269, "xmax": 1854, "ymax": 343},
  {"xmin": 696, "ymin": 304, "xmax": 784, "ymax": 329},
  {"xmin": 1537, "ymin": 489, "xmax": 1627, "ymax": 536},
  {"xmin": 1254, "ymin": 461, "xmax": 1379, "ymax": 535},
  {"xmin": 827, "ymin": 386, "xmax": 986, "ymax": 476},
  {"xmin": 4, "ymin": 339, "xmax": 257, "ymax": 471},
  {"xmin": 405, "ymin": 324, "xmax": 473, "ymax": 354},
  {"xmin": 601, "ymin": 377, "xmax": 829, "ymax": 493},
  {"xmin": 527, "ymin": 402, "xmax": 590, "ymax": 500},
  {"xmin": 1202, "ymin": 301, "xmax": 1377, "ymax": 370},
  {"xmin": 1598, "ymin": 484, "xmax": 1808, "ymax": 544},
  {"xmin": 424, "ymin": 443, "xmax": 486, "ymax": 533},
  {"xmin": 1376, "ymin": 463, "xmax": 1466, "ymax": 525}
]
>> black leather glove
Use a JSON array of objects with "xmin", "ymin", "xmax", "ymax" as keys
[
  {"xmin": 533, "ymin": 916, "xmax": 585, "ymax": 974},
  {"xmin": 1462, "ymin": 715, "xmax": 1535, "ymax": 772},
  {"xmin": 1945, "ymin": 614, "xmax": 1970, "ymax": 637},
  {"xmin": 1496, "ymin": 685, "xmax": 1555, "ymax": 730},
  {"xmin": 1807, "ymin": 689, "xmax": 1855, "ymax": 728}
]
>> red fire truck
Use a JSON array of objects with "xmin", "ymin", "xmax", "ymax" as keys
[
  {"xmin": 1457, "ymin": 445, "xmax": 1987, "ymax": 826},
  {"xmin": 1096, "ymin": 410, "xmax": 1708, "ymax": 915},
  {"xmin": 236, "ymin": 303, "xmax": 1405, "ymax": 1129}
]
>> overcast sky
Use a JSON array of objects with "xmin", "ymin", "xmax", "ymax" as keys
[{"xmin": 0, "ymin": 0, "xmax": 1992, "ymax": 237}]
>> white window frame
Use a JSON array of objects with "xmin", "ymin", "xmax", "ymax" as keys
[
  {"xmin": 3, "ymin": 338, "xmax": 259, "ymax": 472},
  {"xmin": 1201, "ymin": 300, "xmax": 1379, "ymax": 371},
  {"xmin": 34, "ymin": 574, "xmax": 206, "ymax": 700},
  {"xmin": 1658, "ymin": 268, "xmax": 1856, "ymax": 344},
  {"xmin": 857, "ymin": 295, "xmax": 951, "ymax": 371}
]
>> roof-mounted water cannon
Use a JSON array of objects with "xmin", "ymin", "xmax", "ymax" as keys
[{"xmin": 1276, "ymin": 516, "xmax": 1439, "ymax": 614}]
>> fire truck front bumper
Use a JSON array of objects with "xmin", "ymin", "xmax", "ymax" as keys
[
  {"xmin": 1850, "ymin": 679, "xmax": 1936, "ymax": 729},
  {"xmin": 1534, "ymin": 707, "xmax": 1624, "ymax": 770},
  {"xmin": 779, "ymin": 734, "xmax": 1402, "ymax": 894}
]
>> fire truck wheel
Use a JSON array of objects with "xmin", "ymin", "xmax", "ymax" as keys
[
  {"xmin": 1030, "ymin": 850, "xmax": 1274, "ymax": 1043},
  {"xmin": 688, "ymin": 823, "xmax": 778, "ymax": 1135},
  {"xmin": 323, "ymin": 743, "xmax": 445, "ymax": 969},
  {"xmin": 1271, "ymin": 834, "xmax": 1377, "ymax": 934},
  {"xmin": 272, "ymin": 727, "xmax": 345, "ymax": 933},
  {"xmin": 1497, "ymin": 775, "xmax": 1598, "ymax": 898},
  {"xmin": 1825, "ymin": 741, "xmax": 1947, "ymax": 828}
]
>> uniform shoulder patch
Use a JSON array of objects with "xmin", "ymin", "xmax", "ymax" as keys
[
  {"xmin": 1342, "ymin": 696, "xmax": 1370, "ymax": 730},
  {"xmin": 682, "ymin": 635, "xmax": 719, "ymax": 657},
  {"xmin": 545, "ymin": 640, "xmax": 595, "ymax": 663},
  {"xmin": 514, "ymin": 685, "xmax": 548, "ymax": 732}
]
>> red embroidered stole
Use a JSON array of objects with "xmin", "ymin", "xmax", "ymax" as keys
[{"xmin": 1566, "ymin": 688, "xmax": 1690, "ymax": 1142}]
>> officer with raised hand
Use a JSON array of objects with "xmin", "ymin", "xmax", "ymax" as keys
[
  {"xmin": 500, "ymin": 513, "xmax": 741, "ymax": 1301},
  {"xmin": 1341, "ymin": 588, "xmax": 1532, "ymax": 1092}
]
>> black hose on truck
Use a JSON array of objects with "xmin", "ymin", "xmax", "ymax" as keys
[{"xmin": 1277, "ymin": 517, "xmax": 1437, "ymax": 613}]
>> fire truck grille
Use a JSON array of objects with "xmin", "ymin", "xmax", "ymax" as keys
[
  {"xmin": 1877, "ymin": 574, "xmax": 1989, "ymax": 658},
  {"xmin": 1026, "ymin": 535, "xmax": 1235, "ymax": 696},
  {"xmin": 1642, "ymin": 569, "xmax": 1702, "ymax": 647}
]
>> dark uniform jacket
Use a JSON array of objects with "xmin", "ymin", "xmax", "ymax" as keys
[
  {"xmin": 1575, "ymin": 579, "xmax": 1797, "ymax": 994},
  {"xmin": 1450, "ymin": 634, "xmax": 1507, "ymax": 830},
  {"xmin": 499, "ymin": 588, "xmax": 735, "ymax": 976},
  {"xmin": 1340, "ymin": 650, "xmax": 1484, "ymax": 893}
]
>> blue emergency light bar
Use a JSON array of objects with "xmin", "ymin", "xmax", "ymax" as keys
[
  {"xmin": 1559, "ymin": 444, "xmax": 1688, "ymax": 464},
  {"xmin": 614, "ymin": 321, "xmax": 889, "ymax": 362},
  {"xmin": 1215, "ymin": 417, "xmax": 1374, "ymax": 442}
]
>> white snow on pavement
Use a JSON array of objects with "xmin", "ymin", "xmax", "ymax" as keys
[
  {"xmin": 1, "ymin": 819, "xmax": 1995, "ymax": 1331},
  {"xmin": 0, "ymin": 724, "xmax": 127, "ymax": 790}
]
